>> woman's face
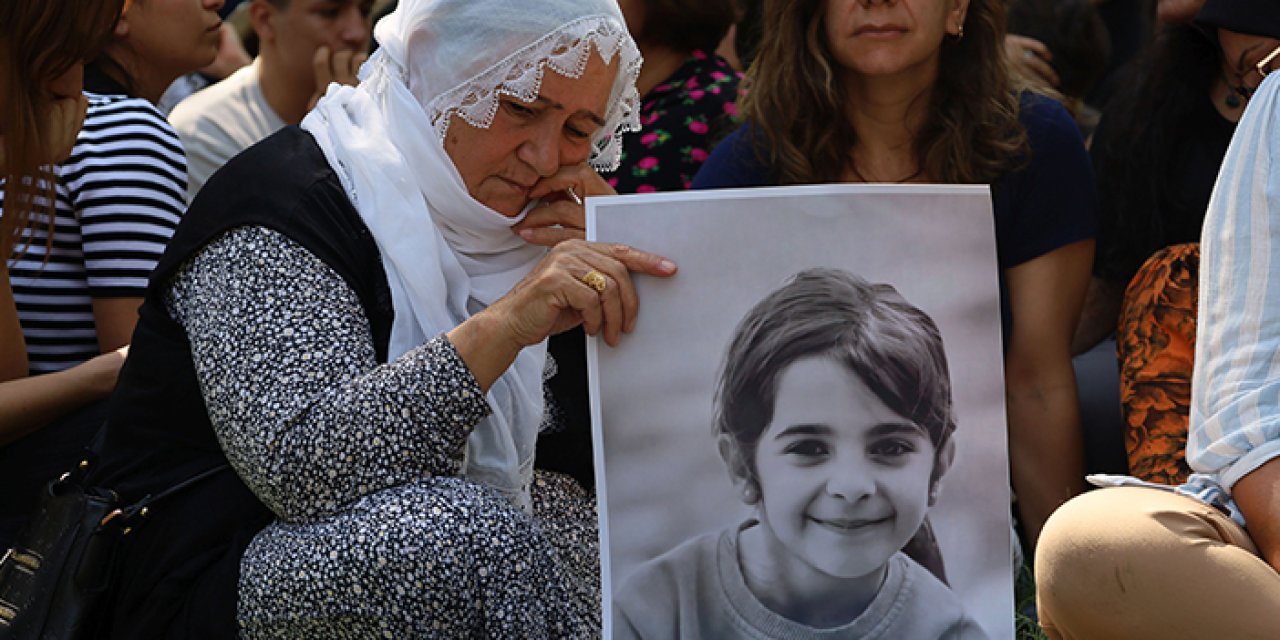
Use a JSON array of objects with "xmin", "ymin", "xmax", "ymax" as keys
[
  {"xmin": 823, "ymin": 0, "xmax": 967, "ymax": 81},
  {"xmin": 444, "ymin": 52, "xmax": 616, "ymax": 217},
  {"xmin": 748, "ymin": 355, "xmax": 937, "ymax": 583},
  {"xmin": 120, "ymin": 0, "xmax": 225, "ymax": 79},
  {"xmin": 0, "ymin": 59, "xmax": 87, "ymax": 169},
  {"xmin": 1218, "ymin": 28, "xmax": 1280, "ymax": 98}
]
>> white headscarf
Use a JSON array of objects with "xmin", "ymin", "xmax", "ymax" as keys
[{"xmin": 301, "ymin": 0, "xmax": 642, "ymax": 510}]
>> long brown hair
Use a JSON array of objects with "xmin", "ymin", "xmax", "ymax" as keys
[
  {"xmin": 0, "ymin": 0, "xmax": 124, "ymax": 257},
  {"xmin": 741, "ymin": 0, "xmax": 1028, "ymax": 185}
]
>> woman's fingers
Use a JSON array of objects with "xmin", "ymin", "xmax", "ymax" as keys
[
  {"xmin": 528, "ymin": 163, "xmax": 616, "ymax": 201},
  {"xmin": 578, "ymin": 241, "xmax": 676, "ymax": 335},
  {"xmin": 514, "ymin": 201, "xmax": 585, "ymax": 245}
]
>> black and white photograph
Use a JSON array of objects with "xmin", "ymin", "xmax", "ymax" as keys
[{"xmin": 588, "ymin": 185, "xmax": 1013, "ymax": 639}]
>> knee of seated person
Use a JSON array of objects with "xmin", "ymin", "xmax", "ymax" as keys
[{"xmin": 1037, "ymin": 490, "xmax": 1147, "ymax": 579}]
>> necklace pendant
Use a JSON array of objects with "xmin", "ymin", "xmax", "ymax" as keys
[{"xmin": 1225, "ymin": 92, "xmax": 1243, "ymax": 109}]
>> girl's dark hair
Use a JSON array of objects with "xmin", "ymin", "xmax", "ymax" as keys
[
  {"xmin": 740, "ymin": 0, "xmax": 1028, "ymax": 185},
  {"xmin": 714, "ymin": 268, "xmax": 956, "ymax": 479},
  {"xmin": 0, "ymin": 0, "xmax": 123, "ymax": 256},
  {"xmin": 1092, "ymin": 25, "xmax": 1220, "ymax": 283},
  {"xmin": 633, "ymin": 0, "xmax": 740, "ymax": 54}
]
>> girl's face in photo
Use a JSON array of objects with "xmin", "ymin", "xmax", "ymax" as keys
[{"xmin": 748, "ymin": 355, "xmax": 937, "ymax": 585}]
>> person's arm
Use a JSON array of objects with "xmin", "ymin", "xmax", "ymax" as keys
[
  {"xmin": 90, "ymin": 297, "xmax": 142, "ymax": 353},
  {"xmin": 0, "ymin": 270, "xmax": 27, "ymax": 382},
  {"xmin": 170, "ymin": 227, "xmax": 674, "ymax": 523},
  {"xmin": 1233, "ymin": 459, "xmax": 1280, "ymax": 572},
  {"xmin": 1004, "ymin": 239, "xmax": 1093, "ymax": 547},
  {"xmin": 1071, "ymin": 275, "xmax": 1125, "ymax": 355},
  {"xmin": 1189, "ymin": 74, "xmax": 1280, "ymax": 570},
  {"xmin": 76, "ymin": 98, "xmax": 184, "ymax": 350},
  {"xmin": 168, "ymin": 227, "xmax": 490, "ymax": 523},
  {"xmin": 0, "ymin": 348, "xmax": 126, "ymax": 445}
]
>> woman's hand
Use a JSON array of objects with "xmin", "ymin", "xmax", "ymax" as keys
[
  {"xmin": 513, "ymin": 164, "xmax": 617, "ymax": 246},
  {"xmin": 1004, "ymin": 34, "xmax": 1060, "ymax": 89},
  {"xmin": 308, "ymin": 46, "xmax": 369, "ymax": 110},
  {"xmin": 448, "ymin": 240, "xmax": 676, "ymax": 392}
]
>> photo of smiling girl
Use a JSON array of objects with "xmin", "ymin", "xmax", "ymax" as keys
[{"xmin": 612, "ymin": 268, "xmax": 987, "ymax": 639}]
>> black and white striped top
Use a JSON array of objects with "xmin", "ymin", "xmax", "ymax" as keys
[{"xmin": 2, "ymin": 92, "xmax": 186, "ymax": 374}]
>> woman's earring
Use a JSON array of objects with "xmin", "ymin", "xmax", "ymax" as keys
[
  {"xmin": 928, "ymin": 484, "xmax": 940, "ymax": 505},
  {"xmin": 742, "ymin": 482, "xmax": 760, "ymax": 504}
]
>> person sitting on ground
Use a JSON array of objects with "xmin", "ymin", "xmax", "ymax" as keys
[
  {"xmin": 0, "ymin": 0, "xmax": 128, "ymax": 547},
  {"xmin": 1035, "ymin": 17, "xmax": 1280, "ymax": 636},
  {"xmin": 168, "ymin": 0, "xmax": 373, "ymax": 200},
  {"xmin": 693, "ymin": 0, "xmax": 1097, "ymax": 551},
  {"xmin": 0, "ymin": 0, "xmax": 224, "ymax": 548},
  {"xmin": 83, "ymin": 0, "xmax": 677, "ymax": 635}
]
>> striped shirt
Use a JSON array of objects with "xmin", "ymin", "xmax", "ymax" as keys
[
  {"xmin": 2, "ymin": 92, "xmax": 186, "ymax": 373},
  {"xmin": 1178, "ymin": 72, "xmax": 1280, "ymax": 527}
]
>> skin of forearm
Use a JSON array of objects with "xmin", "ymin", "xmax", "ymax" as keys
[
  {"xmin": 1071, "ymin": 276, "xmax": 1124, "ymax": 356},
  {"xmin": 1006, "ymin": 376, "xmax": 1086, "ymax": 549},
  {"xmin": 446, "ymin": 310, "xmax": 523, "ymax": 395},
  {"xmin": 1232, "ymin": 457, "xmax": 1280, "ymax": 573},
  {"xmin": 0, "ymin": 352, "xmax": 122, "ymax": 445}
]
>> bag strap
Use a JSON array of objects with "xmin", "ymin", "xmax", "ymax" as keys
[{"xmin": 98, "ymin": 464, "xmax": 232, "ymax": 533}]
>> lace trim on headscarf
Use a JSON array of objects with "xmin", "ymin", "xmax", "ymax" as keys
[{"xmin": 423, "ymin": 15, "xmax": 642, "ymax": 172}]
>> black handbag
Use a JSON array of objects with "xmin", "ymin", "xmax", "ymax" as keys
[{"xmin": 0, "ymin": 459, "xmax": 229, "ymax": 639}]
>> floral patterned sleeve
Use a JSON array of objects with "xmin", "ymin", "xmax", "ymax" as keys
[{"xmin": 163, "ymin": 225, "xmax": 491, "ymax": 524}]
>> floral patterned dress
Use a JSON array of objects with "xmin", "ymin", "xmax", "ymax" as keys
[
  {"xmin": 1117, "ymin": 243, "xmax": 1199, "ymax": 485},
  {"xmin": 603, "ymin": 49, "xmax": 742, "ymax": 194}
]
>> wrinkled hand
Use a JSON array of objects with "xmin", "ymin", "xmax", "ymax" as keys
[
  {"xmin": 487, "ymin": 239, "xmax": 676, "ymax": 348},
  {"xmin": 201, "ymin": 23, "xmax": 251, "ymax": 80},
  {"xmin": 308, "ymin": 46, "xmax": 369, "ymax": 110},
  {"xmin": 513, "ymin": 164, "xmax": 617, "ymax": 246},
  {"xmin": 1005, "ymin": 34, "xmax": 1059, "ymax": 89}
]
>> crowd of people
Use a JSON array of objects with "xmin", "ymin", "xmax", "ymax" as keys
[{"xmin": 1, "ymin": 0, "xmax": 1278, "ymax": 637}]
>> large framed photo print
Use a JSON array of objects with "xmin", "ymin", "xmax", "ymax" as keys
[{"xmin": 587, "ymin": 185, "xmax": 1012, "ymax": 639}]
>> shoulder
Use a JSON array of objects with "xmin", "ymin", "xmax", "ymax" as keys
[
  {"xmin": 988, "ymin": 92, "xmax": 1097, "ymax": 267},
  {"xmin": 691, "ymin": 124, "xmax": 777, "ymax": 189},
  {"xmin": 615, "ymin": 530, "xmax": 719, "ymax": 600},
  {"xmin": 78, "ymin": 92, "xmax": 183, "ymax": 153},
  {"xmin": 612, "ymin": 529, "xmax": 724, "ymax": 631},
  {"xmin": 894, "ymin": 555, "xmax": 989, "ymax": 639},
  {"xmin": 169, "ymin": 64, "xmax": 263, "ymax": 133},
  {"xmin": 1016, "ymin": 92, "xmax": 1089, "ymax": 164}
]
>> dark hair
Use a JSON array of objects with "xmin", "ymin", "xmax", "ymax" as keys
[
  {"xmin": 714, "ymin": 268, "xmax": 956, "ymax": 480},
  {"xmin": 1092, "ymin": 25, "xmax": 1219, "ymax": 283},
  {"xmin": 634, "ymin": 0, "xmax": 739, "ymax": 54},
  {"xmin": 733, "ymin": 0, "xmax": 764, "ymax": 70},
  {"xmin": 0, "ymin": 0, "xmax": 123, "ymax": 256},
  {"xmin": 741, "ymin": 0, "xmax": 1027, "ymax": 185},
  {"xmin": 1007, "ymin": 0, "xmax": 1110, "ymax": 99}
]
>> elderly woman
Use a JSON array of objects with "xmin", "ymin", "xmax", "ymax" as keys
[
  {"xmin": 692, "ymin": 0, "xmax": 1097, "ymax": 550},
  {"xmin": 85, "ymin": 0, "xmax": 672, "ymax": 636}
]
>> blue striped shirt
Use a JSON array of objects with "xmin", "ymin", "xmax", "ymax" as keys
[{"xmin": 1178, "ymin": 72, "xmax": 1280, "ymax": 526}]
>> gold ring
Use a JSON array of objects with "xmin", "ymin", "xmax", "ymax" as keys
[{"xmin": 580, "ymin": 270, "xmax": 608, "ymax": 293}]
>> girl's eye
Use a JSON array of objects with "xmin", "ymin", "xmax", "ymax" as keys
[
  {"xmin": 869, "ymin": 438, "xmax": 916, "ymax": 459},
  {"xmin": 782, "ymin": 439, "xmax": 829, "ymax": 459}
]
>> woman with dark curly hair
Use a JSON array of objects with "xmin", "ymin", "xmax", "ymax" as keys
[{"xmin": 692, "ymin": 0, "xmax": 1097, "ymax": 550}]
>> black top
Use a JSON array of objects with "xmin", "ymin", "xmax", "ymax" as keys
[
  {"xmin": 1090, "ymin": 97, "xmax": 1235, "ymax": 284},
  {"xmin": 87, "ymin": 127, "xmax": 392, "ymax": 638}
]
